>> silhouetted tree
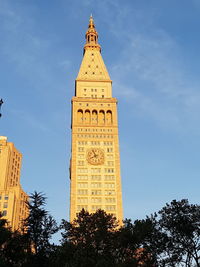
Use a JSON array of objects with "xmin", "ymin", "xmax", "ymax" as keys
[
  {"xmin": 57, "ymin": 209, "xmax": 119, "ymax": 267},
  {"xmin": 24, "ymin": 191, "xmax": 58, "ymax": 267},
  {"xmin": 0, "ymin": 215, "xmax": 11, "ymax": 267},
  {"xmin": 156, "ymin": 199, "xmax": 200, "ymax": 266}
]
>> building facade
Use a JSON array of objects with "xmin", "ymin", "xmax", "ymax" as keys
[
  {"xmin": 0, "ymin": 136, "xmax": 28, "ymax": 231},
  {"xmin": 70, "ymin": 16, "xmax": 123, "ymax": 223}
]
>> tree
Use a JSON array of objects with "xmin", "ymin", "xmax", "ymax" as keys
[
  {"xmin": 58, "ymin": 209, "xmax": 120, "ymax": 267},
  {"xmin": 0, "ymin": 215, "xmax": 11, "ymax": 267},
  {"xmin": 116, "ymin": 217, "xmax": 163, "ymax": 266},
  {"xmin": 156, "ymin": 199, "xmax": 200, "ymax": 266},
  {"xmin": 24, "ymin": 191, "xmax": 58, "ymax": 267}
]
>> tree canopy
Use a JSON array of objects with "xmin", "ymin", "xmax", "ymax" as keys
[{"xmin": 0, "ymin": 197, "xmax": 200, "ymax": 267}]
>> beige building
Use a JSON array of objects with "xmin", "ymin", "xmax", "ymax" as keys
[
  {"xmin": 70, "ymin": 16, "xmax": 123, "ymax": 223},
  {"xmin": 0, "ymin": 136, "xmax": 28, "ymax": 231}
]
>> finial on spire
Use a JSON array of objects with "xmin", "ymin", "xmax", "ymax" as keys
[
  {"xmin": 84, "ymin": 15, "xmax": 101, "ymax": 53},
  {"xmin": 89, "ymin": 14, "xmax": 95, "ymax": 29}
]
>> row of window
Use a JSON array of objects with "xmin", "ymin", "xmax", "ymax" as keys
[
  {"xmin": 77, "ymin": 168, "xmax": 115, "ymax": 174},
  {"xmin": 13, "ymin": 151, "xmax": 20, "ymax": 161},
  {"xmin": 77, "ymin": 198, "xmax": 116, "ymax": 204},
  {"xmin": 0, "ymin": 195, "xmax": 9, "ymax": 200},
  {"xmin": 77, "ymin": 141, "xmax": 113, "ymax": 146},
  {"xmin": 77, "ymin": 183, "xmax": 115, "ymax": 189},
  {"xmin": 77, "ymin": 134, "xmax": 114, "ymax": 139},
  {"xmin": 83, "ymin": 71, "xmax": 103, "ymax": 76},
  {"xmin": 77, "ymin": 205, "xmax": 116, "ymax": 211},
  {"xmin": 77, "ymin": 110, "xmax": 112, "ymax": 125},
  {"xmin": 78, "ymin": 128, "xmax": 112, "ymax": 132},
  {"xmin": 78, "ymin": 103, "xmax": 111, "ymax": 107},
  {"xmin": 78, "ymin": 154, "xmax": 114, "ymax": 160},
  {"xmin": 78, "ymin": 147, "xmax": 113, "ymax": 152},
  {"xmin": 12, "ymin": 158, "xmax": 20, "ymax": 167},
  {"xmin": 83, "ymin": 88, "xmax": 104, "ymax": 92},
  {"xmin": 0, "ymin": 202, "xmax": 8, "ymax": 208},
  {"xmin": 77, "ymin": 175, "xmax": 115, "ymax": 181},
  {"xmin": 77, "ymin": 190, "xmax": 115, "ymax": 196},
  {"xmin": 77, "ymin": 160, "xmax": 114, "ymax": 166}
]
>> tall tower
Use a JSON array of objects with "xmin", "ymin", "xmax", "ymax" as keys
[
  {"xmin": 0, "ymin": 136, "xmax": 28, "ymax": 231},
  {"xmin": 70, "ymin": 16, "xmax": 123, "ymax": 223}
]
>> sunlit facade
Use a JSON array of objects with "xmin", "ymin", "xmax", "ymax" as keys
[
  {"xmin": 70, "ymin": 17, "xmax": 123, "ymax": 223},
  {"xmin": 0, "ymin": 136, "xmax": 28, "ymax": 231}
]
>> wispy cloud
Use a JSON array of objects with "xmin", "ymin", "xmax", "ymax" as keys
[{"xmin": 94, "ymin": 2, "xmax": 200, "ymax": 134}]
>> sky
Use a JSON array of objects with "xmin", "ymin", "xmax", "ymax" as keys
[{"xmin": 1, "ymin": 0, "xmax": 200, "ymax": 240}]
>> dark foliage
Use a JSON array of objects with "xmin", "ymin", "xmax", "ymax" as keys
[
  {"xmin": 1, "ymin": 198, "xmax": 200, "ymax": 267},
  {"xmin": 24, "ymin": 191, "xmax": 58, "ymax": 267}
]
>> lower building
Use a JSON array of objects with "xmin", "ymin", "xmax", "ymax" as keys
[{"xmin": 0, "ymin": 136, "xmax": 28, "ymax": 231}]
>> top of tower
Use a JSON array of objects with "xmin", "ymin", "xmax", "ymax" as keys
[
  {"xmin": 0, "ymin": 136, "xmax": 7, "ymax": 141},
  {"xmin": 76, "ymin": 16, "xmax": 111, "ymax": 82},
  {"xmin": 84, "ymin": 15, "xmax": 101, "ymax": 53}
]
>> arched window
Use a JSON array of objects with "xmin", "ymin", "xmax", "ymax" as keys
[
  {"xmin": 85, "ymin": 110, "xmax": 91, "ymax": 124},
  {"xmin": 99, "ymin": 110, "xmax": 105, "ymax": 125},
  {"xmin": 106, "ymin": 110, "xmax": 112, "ymax": 125},
  {"xmin": 77, "ymin": 109, "xmax": 83, "ymax": 124},
  {"xmin": 92, "ymin": 110, "xmax": 98, "ymax": 124}
]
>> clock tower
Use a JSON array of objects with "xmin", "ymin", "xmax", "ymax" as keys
[{"xmin": 70, "ymin": 16, "xmax": 123, "ymax": 223}]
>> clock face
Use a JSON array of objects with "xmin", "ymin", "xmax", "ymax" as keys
[{"xmin": 87, "ymin": 148, "xmax": 104, "ymax": 165}]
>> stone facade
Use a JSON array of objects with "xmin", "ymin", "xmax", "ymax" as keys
[
  {"xmin": 70, "ymin": 16, "xmax": 123, "ymax": 223},
  {"xmin": 0, "ymin": 136, "xmax": 28, "ymax": 231}
]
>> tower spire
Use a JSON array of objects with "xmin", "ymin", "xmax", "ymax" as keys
[{"xmin": 84, "ymin": 15, "xmax": 101, "ymax": 53}]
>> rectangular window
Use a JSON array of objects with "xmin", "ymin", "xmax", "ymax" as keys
[
  {"xmin": 104, "ymin": 142, "xmax": 113, "ymax": 146},
  {"xmin": 77, "ymin": 175, "xmax": 88, "ymax": 180},
  {"xmin": 91, "ymin": 168, "xmax": 101, "ymax": 173},
  {"xmin": 3, "ymin": 202, "xmax": 8, "ymax": 208},
  {"xmin": 105, "ymin": 183, "xmax": 115, "ymax": 189},
  {"xmin": 90, "ymin": 141, "xmax": 100, "ymax": 145},
  {"xmin": 78, "ymin": 141, "xmax": 87, "ymax": 145},
  {"xmin": 105, "ymin": 205, "xmax": 116, "ymax": 211},
  {"xmin": 91, "ymin": 198, "xmax": 102, "ymax": 203},
  {"xmin": 107, "ymin": 148, "xmax": 113, "ymax": 153},
  {"xmin": 105, "ymin": 190, "xmax": 115, "ymax": 196},
  {"xmin": 77, "ymin": 190, "xmax": 88, "ymax": 195},
  {"xmin": 77, "ymin": 160, "xmax": 84, "ymax": 166},
  {"xmin": 77, "ymin": 183, "xmax": 88, "ymax": 188},
  {"xmin": 91, "ymin": 183, "xmax": 101, "ymax": 188},
  {"xmin": 77, "ymin": 168, "xmax": 88, "ymax": 173},
  {"xmin": 91, "ymin": 190, "xmax": 101, "ymax": 195},
  {"xmin": 4, "ymin": 195, "xmax": 8, "ymax": 200},
  {"xmin": 78, "ymin": 154, "xmax": 84, "ymax": 159},
  {"xmin": 78, "ymin": 147, "xmax": 84, "ymax": 152},
  {"xmin": 91, "ymin": 175, "xmax": 101, "ymax": 181},
  {"xmin": 104, "ymin": 175, "xmax": 115, "ymax": 181},
  {"xmin": 77, "ymin": 198, "xmax": 88, "ymax": 204},
  {"xmin": 105, "ymin": 198, "xmax": 116, "ymax": 203},
  {"xmin": 104, "ymin": 168, "xmax": 114, "ymax": 173},
  {"xmin": 107, "ymin": 161, "xmax": 114, "ymax": 166}
]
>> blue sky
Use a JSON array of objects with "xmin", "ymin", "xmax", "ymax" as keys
[{"xmin": 1, "ymin": 0, "xmax": 200, "ymax": 234}]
